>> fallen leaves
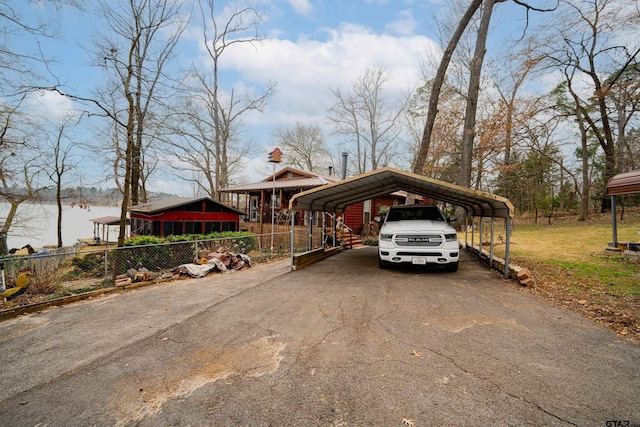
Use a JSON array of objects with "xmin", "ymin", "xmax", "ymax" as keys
[
  {"xmin": 411, "ymin": 350, "xmax": 422, "ymax": 357},
  {"xmin": 402, "ymin": 418, "xmax": 415, "ymax": 427}
]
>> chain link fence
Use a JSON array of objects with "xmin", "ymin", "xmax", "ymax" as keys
[{"xmin": 0, "ymin": 229, "xmax": 325, "ymax": 308}]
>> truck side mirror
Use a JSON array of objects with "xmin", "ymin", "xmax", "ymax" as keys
[{"xmin": 447, "ymin": 215, "xmax": 457, "ymax": 223}]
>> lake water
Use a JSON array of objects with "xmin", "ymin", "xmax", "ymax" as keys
[{"xmin": 0, "ymin": 203, "xmax": 122, "ymax": 249}]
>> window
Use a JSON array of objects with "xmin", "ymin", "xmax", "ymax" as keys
[
  {"xmin": 185, "ymin": 202, "xmax": 202, "ymax": 212},
  {"xmin": 163, "ymin": 221, "xmax": 184, "ymax": 237},
  {"xmin": 363, "ymin": 200, "xmax": 371, "ymax": 223},
  {"xmin": 184, "ymin": 221, "xmax": 202, "ymax": 234},
  {"xmin": 152, "ymin": 221, "xmax": 161, "ymax": 236},
  {"xmin": 204, "ymin": 221, "xmax": 221, "ymax": 234},
  {"xmin": 221, "ymin": 221, "xmax": 236, "ymax": 232}
]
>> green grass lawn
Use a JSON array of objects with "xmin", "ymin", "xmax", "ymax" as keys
[{"xmin": 466, "ymin": 211, "xmax": 640, "ymax": 298}]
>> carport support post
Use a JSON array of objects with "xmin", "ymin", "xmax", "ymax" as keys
[
  {"xmin": 464, "ymin": 210, "xmax": 469, "ymax": 248},
  {"xmin": 489, "ymin": 218, "xmax": 495, "ymax": 269},
  {"xmin": 611, "ymin": 196, "xmax": 618, "ymax": 248},
  {"xmin": 471, "ymin": 216, "xmax": 475, "ymax": 251},
  {"xmin": 290, "ymin": 208, "xmax": 295, "ymax": 267},
  {"xmin": 504, "ymin": 218, "xmax": 511, "ymax": 278},
  {"xmin": 308, "ymin": 212, "xmax": 313, "ymax": 251},
  {"xmin": 322, "ymin": 211, "xmax": 326, "ymax": 248},
  {"xmin": 479, "ymin": 217, "xmax": 484, "ymax": 257},
  {"xmin": 332, "ymin": 214, "xmax": 337, "ymax": 247}
]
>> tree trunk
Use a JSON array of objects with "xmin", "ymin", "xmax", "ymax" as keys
[
  {"xmin": 457, "ymin": 0, "xmax": 496, "ymax": 189},
  {"xmin": 1, "ymin": 200, "xmax": 20, "ymax": 236},
  {"xmin": 412, "ymin": 0, "xmax": 484, "ymax": 175},
  {"xmin": 56, "ymin": 179, "xmax": 63, "ymax": 248},
  {"xmin": 577, "ymin": 107, "xmax": 590, "ymax": 221}
]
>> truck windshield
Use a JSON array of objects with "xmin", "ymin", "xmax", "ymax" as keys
[{"xmin": 386, "ymin": 207, "xmax": 445, "ymax": 222}]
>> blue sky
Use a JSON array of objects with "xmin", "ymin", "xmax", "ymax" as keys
[{"xmin": 13, "ymin": 0, "xmax": 552, "ymax": 193}]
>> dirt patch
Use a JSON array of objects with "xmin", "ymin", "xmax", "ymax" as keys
[
  {"xmin": 508, "ymin": 261, "xmax": 640, "ymax": 345},
  {"xmin": 109, "ymin": 335, "xmax": 286, "ymax": 426}
]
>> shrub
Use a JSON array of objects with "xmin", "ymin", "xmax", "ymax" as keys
[
  {"xmin": 168, "ymin": 231, "xmax": 258, "ymax": 254},
  {"xmin": 124, "ymin": 235, "xmax": 167, "ymax": 247},
  {"xmin": 72, "ymin": 253, "xmax": 104, "ymax": 275},
  {"xmin": 121, "ymin": 235, "xmax": 173, "ymax": 272},
  {"xmin": 362, "ymin": 238, "xmax": 379, "ymax": 246}
]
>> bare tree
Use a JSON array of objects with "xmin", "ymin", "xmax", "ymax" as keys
[
  {"xmin": 607, "ymin": 63, "xmax": 640, "ymax": 172},
  {"xmin": 457, "ymin": 0, "xmax": 502, "ymax": 190},
  {"xmin": 44, "ymin": 116, "xmax": 81, "ymax": 248},
  {"xmin": 327, "ymin": 67, "xmax": 409, "ymax": 174},
  {"xmin": 412, "ymin": 0, "xmax": 484, "ymax": 176},
  {"xmin": 493, "ymin": 45, "xmax": 543, "ymax": 199},
  {"xmin": 0, "ymin": 147, "xmax": 49, "ymax": 253},
  {"xmin": 272, "ymin": 123, "xmax": 332, "ymax": 172},
  {"xmin": 542, "ymin": 0, "xmax": 640, "ymax": 211},
  {"xmin": 413, "ymin": 0, "xmax": 557, "ymax": 176},
  {"xmin": 93, "ymin": 0, "xmax": 189, "ymax": 245},
  {"xmin": 405, "ymin": 79, "xmax": 465, "ymax": 181},
  {"xmin": 166, "ymin": 1, "xmax": 274, "ymax": 200}
]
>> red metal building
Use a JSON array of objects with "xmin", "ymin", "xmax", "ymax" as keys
[{"xmin": 129, "ymin": 196, "xmax": 245, "ymax": 238}]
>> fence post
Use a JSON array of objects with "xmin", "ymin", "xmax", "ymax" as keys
[
  {"xmin": 104, "ymin": 247, "xmax": 108, "ymax": 284},
  {"xmin": 195, "ymin": 241, "xmax": 199, "ymax": 262}
]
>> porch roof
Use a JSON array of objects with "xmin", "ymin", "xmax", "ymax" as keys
[{"xmin": 220, "ymin": 176, "xmax": 338, "ymax": 193}]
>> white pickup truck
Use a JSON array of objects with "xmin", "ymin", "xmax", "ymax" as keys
[{"xmin": 377, "ymin": 204, "xmax": 459, "ymax": 272}]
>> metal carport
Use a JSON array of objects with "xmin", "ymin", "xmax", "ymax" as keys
[{"xmin": 288, "ymin": 167, "xmax": 516, "ymax": 277}]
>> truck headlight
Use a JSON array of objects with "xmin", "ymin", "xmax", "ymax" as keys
[
  {"xmin": 380, "ymin": 233, "xmax": 393, "ymax": 242},
  {"xmin": 445, "ymin": 233, "xmax": 458, "ymax": 242}
]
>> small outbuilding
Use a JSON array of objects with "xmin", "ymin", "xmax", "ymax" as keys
[
  {"xmin": 90, "ymin": 216, "xmax": 129, "ymax": 244},
  {"xmin": 606, "ymin": 169, "xmax": 640, "ymax": 249},
  {"xmin": 129, "ymin": 196, "xmax": 245, "ymax": 238}
]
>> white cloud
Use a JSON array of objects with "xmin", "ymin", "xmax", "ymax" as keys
[
  {"xmin": 285, "ymin": 0, "xmax": 313, "ymax": 16},
  {"xmin": 24, "ymin": 90, "xmax": 79, "ymax": 124},
  {"xmin": 386, "ymin": 8, "xmax": 418, "ymax": 36},
  {"xmin": 220, "ymin": 23, "xmax": 440, "ymax": 133}
]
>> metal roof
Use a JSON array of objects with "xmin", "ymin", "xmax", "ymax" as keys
[
  {"xmin": 289, "ymin": 167, "xmax": 515, "ymax": 218},
  {"xmin": 606, "ymin": 169, "xmax": 640, "ymax": 196},
  {"xmin": 220, "ymin": 177, "xmax": 338, "ymax": 192},
  {"xmin": 130, "ymin": 196, "xmax": 245, "ymax": 215},
  {"xmin": 90, "ymin": 216, "xmax": 124, "ymax": 225}
]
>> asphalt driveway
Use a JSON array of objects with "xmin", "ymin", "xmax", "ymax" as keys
[{"xmin": 0, "ymin": 247, "xmax": 638, "ymax": 426}]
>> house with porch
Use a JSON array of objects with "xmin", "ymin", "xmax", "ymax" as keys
[{"xmin": 219, "ymin": 167, "xmax": 416, "ymax": 235}]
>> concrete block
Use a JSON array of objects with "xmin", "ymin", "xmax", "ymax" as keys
[
  {"xmin": 520, "ymin": 278, "xmax": 534, "ymax": 287},
  {"xmin": 516, "ymin": 268, "xmax": 531, "ymax": 281}
]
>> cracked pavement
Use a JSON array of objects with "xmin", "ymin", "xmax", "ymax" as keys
[{"xmin": 0, "ymin": 247, "xmax": 638, "ymax": 426}]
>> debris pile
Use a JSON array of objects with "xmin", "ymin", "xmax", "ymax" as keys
[{"xmin": 168, "ymin": 252, "xmax": 251, "ymax": 279}]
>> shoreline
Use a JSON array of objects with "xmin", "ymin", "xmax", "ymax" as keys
[{"xmin": 1, "ymin": 203, "xmax": 122, "ymax": 250}]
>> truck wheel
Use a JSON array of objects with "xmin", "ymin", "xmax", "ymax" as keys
[
  {"xmin": 378, "ymin": 255, "xmax": 389, "ymax": 269},
  {"xmin": 445, "ymin": 262, "xmax": 459, "ymax": 272}
]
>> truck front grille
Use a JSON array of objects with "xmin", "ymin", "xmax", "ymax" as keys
[
  {"xmin": 397, "ymin": 252, "xmax": 442, "ymax": 257},
  {"xmin": 394, "ymin": 234, "xmax": 443, "ymax": 247}
]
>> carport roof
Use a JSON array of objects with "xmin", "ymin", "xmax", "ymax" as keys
[{"xmin": 289, "ymin": 167, "xmax": 514, "ymax": 218}]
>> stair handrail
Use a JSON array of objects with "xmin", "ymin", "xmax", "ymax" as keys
[
  {"xmin": 324, "ymin": 212, "xmax": 353, "ymax": 232},
  {"xmin": 324, "ymin": 212, "xmax": 353, "ymax": 249}
]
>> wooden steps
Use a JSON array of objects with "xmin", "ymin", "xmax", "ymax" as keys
[{"xmin": 342, "ymin": 230, "xmax": 363, "ymax": 248}]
